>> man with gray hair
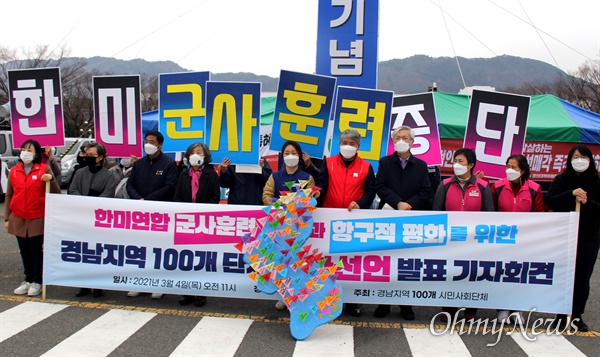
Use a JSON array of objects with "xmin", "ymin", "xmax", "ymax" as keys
[
  {"xmin": 314, "ymin": 128, "xmax": 375, "ymax": 316},
  {"xmin": 374, "ymin": 125, "xmax": 432, "ymax": 320}
]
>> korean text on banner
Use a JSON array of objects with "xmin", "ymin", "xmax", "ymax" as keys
[
  {"xmin": 331, "ymin": 86, "xmax": 393, "ymax": 172},
  {"xmin": 316, "ymin": 0, "xmax": 379, "ymax": 88},
  {"xmin": 8, "ymin": 67, "xmax": 66, "ymax": 148},
  {"xmin": 159, "ymin": 71, "xmax": 210, "ymax": 153},
  {"xmin": 464, "ymin": 90, "xmax": 531, "ymax": 179},
  {"xmin": 387, "ymin": 93, "xmax": 442, "ymax": 166},
  {"xmin": 271, "ymin": 70, "xmax": 336, "ymax": 158},
  {"xmin": 205, "ymin": 82, "xmax": 261, "ymax": 165},
  {"xmin": 93, "ymin": 75, "xmax": 143, "ymax": 158},
  {"xmin": 43, "ymin": 195, "xmax": 577, "ymax": 313}
]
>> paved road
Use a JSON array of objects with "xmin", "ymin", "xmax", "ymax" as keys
[{"xmin": 1, "ymin": 202, "xmax": 599, "ymax": 356}]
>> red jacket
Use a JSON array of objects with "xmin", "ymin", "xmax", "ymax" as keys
[
  {"xmin": 9, "ymin": 163, "xmax": 49, "ymax": 220},
  {"xmin": 323, "ymin": 155, "xmax": 370, "ymax": 208},
  {"xmin": 442, "ymin": 176, "xmax": 490, "ymax": 211},
  {"xmin": 493, "ymin": 179, "xmax": 545, "ymax": 212}
]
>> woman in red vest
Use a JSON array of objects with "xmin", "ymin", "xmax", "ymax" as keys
[
  {"xmin": 5, "ymin": 139, "xmax": 60, "ymax": 297},
  {"xmin": 492, "ymin": 154, "xmax": 545, "ymax": 324}
]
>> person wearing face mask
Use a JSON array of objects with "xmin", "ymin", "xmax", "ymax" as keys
[
  {"xmin": 126, "ymin": 130, "xmax": 178, "ymax": 299},
  {"xmin": 374, "ymin": 126, "xmax": 432, "ymax": 320},
  {"xmin": 262, "ymin": 141, "xmax": 315, "ymax": 206},
  {"xmin": 111, "ymin": 156, "xmax": 137, "ymax": 199},
  {"xmin": 491, "ymin": 154, "xmax": 545, "ymax": 324},
  {"xmin": 433, "ymin": 147, "xmax": 493, "ymax": 322},
  {"xmin": 219, "ymin": 156, "xmax": 272, "ymax": 205},
  {"xmin": 5, "ymin": 140, "xmax": 60, "ymax": 297},
  {"xmin": 545, "ymin": 145, "xmax": 600, "ymax": 332},
  {"xmin": 173, "ymin": 143, "xmax": 220, "ymax": 307},
  {"xmin": 68, "ymin": 143, "xmax": 118, "ymax": 298}
]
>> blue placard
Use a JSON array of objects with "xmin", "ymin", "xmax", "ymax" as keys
[
  {"xmin": 205, "ymin": 82, "xmax": 261, "ymax": 165},
  {"xmin": 271, "ymin": 70, "xmax": 336, "ymax": 158},
  {"xmin": 159, "ymin": 71, "xmax": 210, "ymax": 153},
  {"xmin": 316, "ymin": 0, "xmax": 379, "ymax": 88},
  {"xmin": 330, "ymin": 86, "xmax": 393, "ymax": 172}
]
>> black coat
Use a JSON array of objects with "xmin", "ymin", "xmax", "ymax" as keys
[
  {"xmin": 173, "ymin": 165, "xmax": 221, "ymax": 204},
  {"xmin": 375, "ymin": 153, "xmax": 432, "ymax": 210}
]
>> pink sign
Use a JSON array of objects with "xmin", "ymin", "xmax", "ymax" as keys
[
  {"xmin": 8, "ymin": 67, "xmax": 65, "ymax": 148},
  {"xmin": 387, "ymin": 93, "xmax": 442, "ymax": 166},
  {"xmin": 463, "ymin": 90, "xmax": 530, "ymax": 179}
]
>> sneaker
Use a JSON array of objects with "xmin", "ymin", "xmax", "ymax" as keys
[
  {"xmin": 127, "ymin": 291, "xmax": 141, "ymax": 297},
  {"xmin": 572, "ymin": 316, "xmax": 589, "ymax": 332},
  {"xmin": 28, "ymin": 283, "xmax": 42, "ymax": 296},
  {"xmin": 374, "ymin": 305, "xmax": 390, "ymax": 318},
  {"xmin": 151, "ymin": 293, "xmax": 163, "ymax": 299},
  {"xmin": 346, "ymin": 303, "xmax": 362, "ymax": 317},
  {"xmin": 275, "ymin": 301, "xmax": 286, "ymax": 310},
  {"xmin": 14, "ymin": 282, "xmax": 31, "ymax": 295},
  {"xmin": 497, "ymin": 310, "xmax": 510, "ymax": 323}
]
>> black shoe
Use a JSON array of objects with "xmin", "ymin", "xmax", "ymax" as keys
[
  {"xmin": 400, "ymin": 306, "xmax": 415, "ymax": 320},
  {"xmin": 572, "ymin": 317, "xmax": 589, "ymax": 332},
  {"xmin": 346, "ymin": 303, "xmax": 361, "ymax": 317},
  {"xmin": 194, "ymin": 296, "xmax": 207, "ymax": 307},
  {"xmin": 75, "ymin": 288, "xmax": 91, "ymax": 297},
  {"xmin": 552, "ymin": 314, "xmax": 568, "ymax": 330},
  {"xmin": 179, "ymin": 295, "xmax": 195, "ymax": 305},
  {"xmin": 92, "ymin": 289, "xmax": 103, "ymax": 298},
  {"xmin": 374, "ymin": 305, "xmax": 390, "ymax": 318}
]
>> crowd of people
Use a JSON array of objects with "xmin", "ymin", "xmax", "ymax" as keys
[{"xmin": 5, "ymin": 127, "xmax": 599, "ymax": 332}]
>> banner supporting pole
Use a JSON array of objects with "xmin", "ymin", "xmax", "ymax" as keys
[{"xmin": 42, "ymin": 181, "xmax": 50, "ymax": 301}]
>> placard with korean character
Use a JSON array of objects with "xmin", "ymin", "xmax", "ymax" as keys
[
  {"xmin": 159, "ymin": 71, "xmax": 210, "ymax": 153},
  {"xmin": 8, "ymin": 67, "xmax": 65, "ymax": 148}
]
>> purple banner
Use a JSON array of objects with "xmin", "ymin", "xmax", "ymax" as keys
[
  {"xmin": 8, "ymin": 67, "xmax": 65, "ymax": 148},
  {"xmin": 387, "ymin": 93, "xmax": 442, "ymax": 166},
  {"xmin": 464, "ymin": 90, "xmax": 531, "ymax": 179},
  {"xmin": 93, "ymin": 76, "xmax": 143, "ymax": 158}
]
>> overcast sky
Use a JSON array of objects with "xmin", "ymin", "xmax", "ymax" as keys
[{"xmin": 5, "ymin": 0, "xmax": 599, "ymax": 78}]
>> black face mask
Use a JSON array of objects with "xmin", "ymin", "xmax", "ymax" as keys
[
  {"xmin": 84, "ymin": 156, "xmax": 99, "ymax": 168},
  {"xmin": 77, "ymin": 155, "xmax": 87, "ymax": 167}
]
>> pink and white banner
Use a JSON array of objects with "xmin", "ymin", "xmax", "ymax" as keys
[
  {"xmin": 8, "ymin": 67, "xmax": 65, "ymax": 148},
  {"xmin": 44, "ymin": 194, "xmax": 577, "ymax": 313}
]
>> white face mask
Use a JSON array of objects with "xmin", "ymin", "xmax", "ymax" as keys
[
  {"xmin": 453, "ymin": 163, "xmax": 468, "ymax": 176},
  {"xmin": 572, "ymin": 158, "xmax": 590, "ymax": 173},
  {"xmin": 506, "ymin": 168, "xmax": 522, "ymax": 181},
  {"xmin": 121, "ymin": 158, "xmax": 132, "ymax": 168},
  {"xmin": 394, "ymin": 140, "xmax": 410, "ymax": 154},
  {"xmin": 283, "ymin": 154, "xmax": 299, "ymax": 167},
  {"xmin": 144, "ymin": 143, "xmax": 158, "ymax": 156},
  {"xmin": 20, "ymin": 151, "xmax": 34, "ymax": 164},
  {"xmin": 189, "ymin": 154, "xmax": 204, "ymax": 167},
  {"xmin": 339, "ymin": 145, "xmax": 357, "ymax": 159}
]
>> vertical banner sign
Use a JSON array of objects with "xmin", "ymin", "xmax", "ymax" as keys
[
  {"xmin": 205, "ymin": 82, "xmax": 261, "ymax": 165},
  {"xmin": 464, "ymin": 90, "xmax": 531, "ymax": 179},
  {"xmin": 387, "ymin": 93, "xmax": 442, "ymax": 166},
  {"xmin": 316, "ymin": 0, "xmax": 379, "ymax": 88},
  {"xmin": 159, "ymin": 71, "xmax": 210, "ymax": 153},
  {"xmin": 271, "ymin": 70, "xmax": 336, "ymax": 158},
  {"xmin": 331, "ymin": 86, "xmax": 393, "ymax": 172},
  {"xmin": 93, "ymin": 76, "xmax": 143, "ymax": 158},
  {"xmin": 8, "ymin": 68, "xmax": 65, "ymax": 148}
]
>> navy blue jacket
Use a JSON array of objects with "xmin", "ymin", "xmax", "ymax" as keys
[
  {"xmin": 375, "ymin": 153, "xmax": 432, "ymax": 210},
  {"xmin": 219, "ymin": 161, "xmax": 272, "ymax": 205},
  {"xmin": 126, "ymin": 152, "xmax": 178, "ymax": 201}
]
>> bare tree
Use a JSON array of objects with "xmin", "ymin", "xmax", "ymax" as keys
[{"xmin": 141, "ymin": 73, "xmax": 158, "ymax": 112}]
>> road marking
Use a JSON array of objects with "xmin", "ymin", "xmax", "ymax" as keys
[
  {"xmin": 510, "ymin": 331, "xmax": 585, "ymax": 356},
  {"xmin": 0, "ymin": 301, "xmax": 68, "ymax": 342},
  {"xmin": 404, "ymin": 327, "xmax": 472, "ymax": 356},
  {"xmin": 41, "ymin": 309, "xmax": 156, "ymax": 356},
  {"xmin": 293, "ymin": 324, "xmax": 354, "ymax": 356},
  {"xmin": 170, "ymin": 316, "xmax": 253, "ymax": 356}
]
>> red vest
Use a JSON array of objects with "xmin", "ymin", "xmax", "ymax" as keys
[
  {"xmin": 494, "ymin": 179, "xmax": 540, "ymax": 212},
  {"xmin": 323, "ymin": 155, "xmax": 370, "ymax": 208},
  {"xmin": 9, "ymin": 163, "xmax": 48, "ymax": 220},
  {"xmin": 443, "ymin": 177, "xmax": 489, "ymax": 211}
]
